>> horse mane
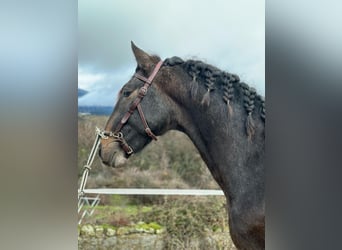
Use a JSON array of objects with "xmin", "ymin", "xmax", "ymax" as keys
[{"xmin": 163, "ymin": 57, "xmax": 265, "ymax": 139}]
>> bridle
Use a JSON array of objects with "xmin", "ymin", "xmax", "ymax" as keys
[{"xmin": 100, "ymin": 60, "xmax": 164, "ymax": 155}]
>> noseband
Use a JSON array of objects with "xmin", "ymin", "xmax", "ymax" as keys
[{"xmin": 101, "ymin": 60, "xmax": 164, "ymax": 155}]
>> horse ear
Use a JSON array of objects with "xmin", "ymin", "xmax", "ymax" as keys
[{"xmin": 131, "ymin": 41, "xmax": 153, "ymax": 70}]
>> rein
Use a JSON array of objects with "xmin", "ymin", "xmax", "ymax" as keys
[
  {"xmin": 78, "ymin": 127, "xmax": 110, "ymax": 200},
  {"xmin": 101, "ymin": 60, "xmax": 164, "ymax": 155}
]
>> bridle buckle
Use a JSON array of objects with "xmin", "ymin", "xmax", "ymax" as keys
[{"xmin": 139, "ymin": 86, "xmax": 148, "ymax": 97}]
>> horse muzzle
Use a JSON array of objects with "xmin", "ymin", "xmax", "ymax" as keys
[{"xmin": 99, "ymin": 141, "xmax": 128, "ymax": 168}]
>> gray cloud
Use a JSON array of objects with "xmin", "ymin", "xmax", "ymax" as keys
[{"xmin": 79, "ymin": 0, "xmax": 264, "ymax": 105}]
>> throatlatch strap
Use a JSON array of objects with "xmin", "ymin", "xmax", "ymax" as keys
[{"xmin": 137, "ymin": 104, "xmax": 157, "ymax": 140}]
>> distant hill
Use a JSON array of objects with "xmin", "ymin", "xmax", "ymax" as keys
[
  {"xmin": 78, "ymin": 106, "xmax": 113, "ymax": 115},
  {"xmin": 78, "ymin": 88, "xmax": 88, "ymax": 97}
]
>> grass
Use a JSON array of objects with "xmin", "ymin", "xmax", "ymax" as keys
[
  {"xmin": 79, "ymin": 195, "xmax": 235, "ymax": 249},
  {"xmin": 79, "ymin": 195, "xmax": 228, "ymax": 233}
]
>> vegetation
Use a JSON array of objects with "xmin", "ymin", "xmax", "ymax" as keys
[
  {"xmin": 79, "ymin": 197, "xmax": 233, "ymax": 249},
  {"xmin": 78, "ymin": 115, "xmax": 235, "ymax": 249}
]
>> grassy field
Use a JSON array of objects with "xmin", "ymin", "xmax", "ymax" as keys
[{"xmin": 78, "ymin": 115, "xmax": 235, "ymax": 249}]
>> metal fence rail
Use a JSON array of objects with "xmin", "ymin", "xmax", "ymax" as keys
[{"xmin": 83, "ymin": 188, "xmax": 224, "ymax": 196}]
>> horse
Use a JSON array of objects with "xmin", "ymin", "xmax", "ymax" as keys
[{"xmin": 99, "ymin": 42, "xmax": 265, "ymax": 250}]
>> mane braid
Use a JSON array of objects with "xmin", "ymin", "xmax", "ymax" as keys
[
  {"xmin": 222, "ymin": 72, "xmax": 234, "ymax": 116},
  {"xmin": 201, "ymin": 67, "xmax": 217, "ymax": 106},
  {"xmin": 241, "ymin": 82, "xmax": 257, "ymax": 139},
  {"xmin": 189, "ymin": 63, "xmax": 200, "ymax": 100},
  {"xmin": 164, "ymin": 57, "xmax": 265, "ymax": 139}
]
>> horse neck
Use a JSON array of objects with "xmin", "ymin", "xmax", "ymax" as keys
[{"xmin": 172, "ymin": 83, "xmax": 265, "ymax": 192}]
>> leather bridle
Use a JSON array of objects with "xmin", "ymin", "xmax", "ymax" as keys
[{"xmin": 101, "ymin": 60, "xmax": 164, "ymax": 155}]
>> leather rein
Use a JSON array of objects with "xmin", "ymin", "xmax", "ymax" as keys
[{"xmin": 101, "ymin": 60, "xmax": 164, "ymax": 155}]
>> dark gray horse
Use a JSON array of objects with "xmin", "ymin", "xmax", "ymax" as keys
[{"xmin": 99, "ymin": 42, "xmax": 265, "ymax": 249}]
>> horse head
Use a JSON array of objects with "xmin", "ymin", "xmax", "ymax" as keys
[{"xmin": 99, "ymin": 42, "xmax": 179, "ymax": 167}]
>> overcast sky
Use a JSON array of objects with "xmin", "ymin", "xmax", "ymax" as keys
[{"xmin": 78, "ymin": 0, "xmax": 265, "ymax": 106}]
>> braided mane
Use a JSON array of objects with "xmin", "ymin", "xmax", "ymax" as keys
[{"xmin": 164, "ymin": 57, "xmax": 265, "ymax": 139}]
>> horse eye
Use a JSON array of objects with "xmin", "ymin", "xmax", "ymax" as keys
[{"xmin": 122, "ymin": 90, "xmax": 132, "ymax": 97}]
